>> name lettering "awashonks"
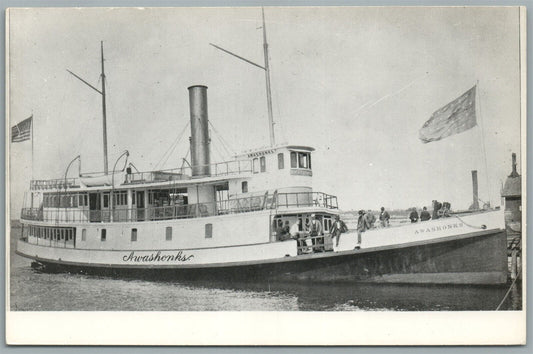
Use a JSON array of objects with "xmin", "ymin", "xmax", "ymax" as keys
[
  {"xmin": 122, "ymin": 251, "xmax": 194, "ymax": 262},
  {"xmin": 414, "ymin": 222, "xmax": 464, "ymax": 235}
]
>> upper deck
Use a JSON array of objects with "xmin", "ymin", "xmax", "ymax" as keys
[{"xmin": 30, "ymin": 159, "xmax": 253, "ymax": 191}]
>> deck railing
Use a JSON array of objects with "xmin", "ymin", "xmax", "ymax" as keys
[
  {"xmin": 30, "ymin": 178, "xmax": 80, "ymax": 190},
  {"xmin": 29, "ymin": 160, "xmax": 253, "ymax": 190},
  {"xmin": 20, "ymin": 191, "xmax": 338, "ymax": 223}
]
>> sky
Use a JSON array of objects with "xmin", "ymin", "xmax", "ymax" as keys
[{"xmin": 8, "ymin": 6, "xmax": 522, "ymax": 213}]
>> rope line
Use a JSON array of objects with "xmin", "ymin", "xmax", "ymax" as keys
[
  {"xmin": 453, "ymin": 215, "xmax": 487, "ymax": 230},
  {"xmin": 496, "ymin": 267, "xmax": 521, "ymax": 311}
]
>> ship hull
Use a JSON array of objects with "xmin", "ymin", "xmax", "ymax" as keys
[{"xmin": 18, "ymin": 229, "xmax": 508, "ymax": 285}]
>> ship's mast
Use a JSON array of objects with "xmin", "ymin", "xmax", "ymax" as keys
[
  {"xmin": 67, "ymin": 41, "xmax": 109, "ymax": 174},
  {"xmin": 210, "ymin": 7, "xmax": 276, "ymax": 147},
  {"xmin": 100, "ymin": 42, "xmax": 109, "ymax": 174},
  {"xmin": 262, "ymin": 8, "xmax": 275, "ymax": 147}
]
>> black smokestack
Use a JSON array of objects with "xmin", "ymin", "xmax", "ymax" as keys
[{"xmin": 188, "ymin": 85, "xmax": 211, "ymax": 177}]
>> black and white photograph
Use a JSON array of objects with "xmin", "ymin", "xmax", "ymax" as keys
[{"xmin": 6, "ymin": 6, "xmax": 526, "ymax": 345}]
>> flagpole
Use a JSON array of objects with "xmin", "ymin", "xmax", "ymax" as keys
[
  {"xmin": 31, "ymin": 113, "xmax": 34, "ymax": 180},
  {"xmin": 476, "ymin": 81, "xmax": 492, "ymax": 207}
]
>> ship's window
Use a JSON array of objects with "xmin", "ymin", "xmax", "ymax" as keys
[
  {"xmin": 103, "ymin": 195, "xmax": 109, "ymax": 208},
  {"xmin": 278, "ymin": 153, "xmax": 284, "ymax": 169},
  {"xmin": 72, "ymin": 195, "xmax": 78, "ymax": 208},
  {"xmin": 131, "ymin": 228, "xmax": 137, "ymax": 242},
  {"xmin": 132, "ymin": 192, "xmax": 136, "ymax": 205},
  {"xmin": 242, "ymin": 181, "xmax": 248, "ymax": 193},
  {"xmin": 253, "ymin": 158, "xmax": 259, "ymax": 173},
  {"xmin": 166, "ymin": 227, "xmax": 172, "ymax": 241},
  {"xmin": 82, "ymin": 229, "xmax": 86, "ymax": 241},
  {"xmin": 298, "ymin": 153, "xmax": 308, "ymax": 168},
  {"xmin": 101, "ymin": 229, "xmax": 106, "ymax": 241},
  {"xmin": 260, "ymin": 156, "xmax": 266, "ymax": 172},
  {"xmin": 60, "ymin": 229, "xmax": 65, "ymax": 240},
  {"xmin": 205, "ymin": 223, "xmax": 213, "ymax": 238},
  {"xmin": 290, "ymin": 152, "xmax": 297, "ymax": 168},
  {"xmin": 84, "ymin": 194, "xmax": 88, "ymax": 206}
]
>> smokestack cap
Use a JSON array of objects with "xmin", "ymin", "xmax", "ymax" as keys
[{"xmin": 188, "ymin": 85, "xmax": 208, "ymax": 90}]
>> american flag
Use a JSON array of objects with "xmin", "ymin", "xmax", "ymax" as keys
[
  {"xmin": 419, "ymin": 86, "xmax": 477, "ymax": 144},
  {"xmin": 11, "ymin": 115, "xmax": 32, "ymax": 143}
]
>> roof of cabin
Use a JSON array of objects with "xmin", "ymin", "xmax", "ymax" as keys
[{"xmin": 236, "ymin": 144, "xmax": 315, "ymax": 158}]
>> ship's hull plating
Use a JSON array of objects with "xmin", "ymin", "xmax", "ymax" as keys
[{"xmin": 19, "ymin": 229, "xmax": 508, "ymax": 285}]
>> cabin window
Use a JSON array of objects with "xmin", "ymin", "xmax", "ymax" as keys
[
  {"xmin": 131, "ymin": 228, "xmax": 137, "ymax": 242},
  {"xmin": 205, "ymin": 223, "xmax": 213, "ymax": 238},
  {"xmin": 103, "ymin": 195, "xmax": 109, "ymax": 208},
  {"xmin": 101, "ymin": 229, "xmax": 107, "ymax": 241},
  {"xmin": 253, "ymin": 158, "xmax": 259, "ymax": 173},
  {"xmin": 278, "ymin": 153, "xmax": 284, "ymax": 169},
  {"xmin": 289, "ymin": 151, "xmax": 312, "ymax": 169},
  {"xmin": 132, "ymin": 192, "xmax": 136, "ymax": 205},
  {"xmin": 290, "ymin": 152, "xmax": 297, "ymax": 168},
  {"xmin": 298, "ymin": 153, "xmax": 308, "ymax": 168},
  {"xmin": 242, "ymin": 181, "xmax": 248, "ymax": 193},
  {"xmin": 166, "ymin": 227, "xmax": 172, "ymax": 241},
  {"xmin": 82, "ymin": 229, "xmax": 86, "ymax": 241},
  {"xmin": 260, "ymin": 156, "xmax": 266, "ymax": 172}
]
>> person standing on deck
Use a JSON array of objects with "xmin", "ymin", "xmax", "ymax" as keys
[
  {"xmin": 307, "ymin": 214, "xmax": 323, "ymax": 250},
  {"xmin": 330, "ymin": 215, "xmax": 348, "ymax": 247},
  {"xmin": 379, "ymin": 207, "xmax": 390, "ymax": 227},
  {"xmin": 432, "ymin": 200, "xmax": 442, "ymax": 219},
  {"xmin": 365, "ymin": 209, "xmax": 376, "ymax": 229},
  {"xmin": 356, "ymin": 210, "xmax": 369, "ymax": 249},
  {"xmin": 420, "ymin": 206, "xmax": 431, "ymax": 221}
]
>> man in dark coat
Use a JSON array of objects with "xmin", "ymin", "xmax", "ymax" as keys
[
  {"xmin": 330, "ymin": 215, "xmax": 348, "ymax": 247},
  {"xmin": 409, "ymin": 208, "xmax": 419, "ymax": 223},
  {"xmin": 420, "ymin": 206, "xmax": 431, "ymax": 221}
]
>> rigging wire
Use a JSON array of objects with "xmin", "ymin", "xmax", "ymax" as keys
[
  {"xmin": 208, "ymin": 120, "xmax": 236, "ymax": 157},
  {"xmin": 155, "ymin": 121, "xmax": 190, "ymax": 170}
]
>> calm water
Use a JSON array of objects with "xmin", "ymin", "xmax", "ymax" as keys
[{"xmin": 9, "ymin": 227, "xmax": 522, "ymax": 311}]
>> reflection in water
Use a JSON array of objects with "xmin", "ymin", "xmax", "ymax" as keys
[{"xmin": 10, "ymin": 229, "xmax": 522, "ymax": 311}]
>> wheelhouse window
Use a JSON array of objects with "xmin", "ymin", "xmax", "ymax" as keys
[
  {"xmin": 101, "ymin": 229, "xmax": 107, "ymax": 241},
  {"xmin": 242, "ymin": 181, "xmax": 248, "ymax": 193},
  {"xmin": 103, "ymin": 194, "xmax": 109, "ymax": 208},
  {"xmin": 278, "ymin": 153, "xmax": 284, "ymax": 169},
  {"xmin": 253, "ymin": 158, "xmax": 259, "ymax": 173},
  {"xmin": 290, "ymin": 152, "xmax": 297, "ymax": 168},
  {"xmin": 290, "ymin": 151, "xmax": 312, "ymax": 170}
]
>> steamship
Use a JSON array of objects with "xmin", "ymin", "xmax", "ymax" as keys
[{"xmin": 15, "ymin": 11, "xmax": 508, "ymax": 285}]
